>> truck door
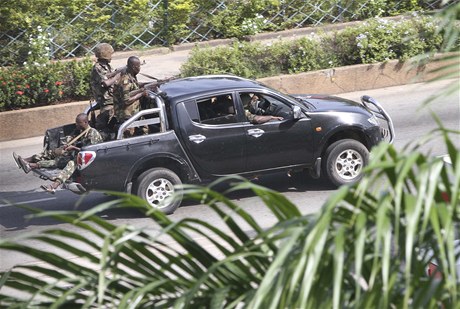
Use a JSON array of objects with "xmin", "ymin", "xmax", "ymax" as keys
[
  {"xmin": 176, "ymin": 93, "xmax": 246, "ymax": 176},
  {"xmin": 238, "ymin": 91, "xmax": 315, "ymax": 172}
]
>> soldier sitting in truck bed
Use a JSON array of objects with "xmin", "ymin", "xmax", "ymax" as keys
[{"xmin": 13, "ymin": 113, "xmax": 103, "ymax": 193}]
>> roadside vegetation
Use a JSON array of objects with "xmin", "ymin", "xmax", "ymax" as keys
[
  {"xmin": 0, "ymin": 2, "xmax": 459, "ymax": 307},
  {"xmin": 0, "ymin": 15, "xmax": 445, "ymax": 112},
  {"xmin": 0, "ymin": 0, "xmax": 440, "ymax": 64},
  {"xmin": 181, "ymin": 15, "xmax": 442, "ymax": 78}
]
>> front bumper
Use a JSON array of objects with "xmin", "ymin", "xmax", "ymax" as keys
[{"xmin": 361, "ymin": 95, "xmax": 395, "ymax": 144}]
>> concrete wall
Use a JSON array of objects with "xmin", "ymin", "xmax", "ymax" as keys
[
  {"xmin": 0, "ymin": 56, "xmax": 452, "ymax": 142},
  {"xmin": 259, "ymin": 57, "xmax": 448, "ymax": 94}
]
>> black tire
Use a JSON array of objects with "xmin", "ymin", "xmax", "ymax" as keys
[
  {"xmin": 135, "ymin": 168, "xmax": 183, "ymax": 214},
  {"xmin": 323, "ymin": 139, "xmax": 369, "ymax": 187}
]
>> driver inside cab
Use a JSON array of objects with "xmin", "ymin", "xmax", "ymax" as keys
[{"xmin": 241, "ymin": 93, "xmax": 283, "ymax": 124}]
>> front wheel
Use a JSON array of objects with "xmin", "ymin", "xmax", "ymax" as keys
[
  {"xmin": 135, "ymin": 168, "xmax": 183, "ymax": 214},
  {"xmin": 323, "ymin": 139, "xmax": 369, "ymax": 187}
]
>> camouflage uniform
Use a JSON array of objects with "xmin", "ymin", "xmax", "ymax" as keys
[
  {"xmin": 91, "ymin": 61, "xmax": 115, "ymax": 131},
  {"xmin": 31, "ymin": 136, "xmax": 72, "ymax": 168},
  {"xmin": 91, "ymin": 43, "xmax": 115, "ymax": 132},
  {"xmin": 30, "ymin": 149, "xmax": 53, "ymax": 162},
  {"xmin": 36, "ymin": 127, "xmax": 103, "ymax": 170},
  {"xmin": 90, "ymin": 61, "xmax": 113, "ymax": 108},
  {"xmin": 245, "ymin": 109, "xmax": 257, "ymax": 123},
  {"xmin": 54, "ymin": 160, "xmax": 76, "ymax": 185},
  {"xmin": 113, "ymin": 71, "xmax": 141, "ymax": 123},
  {"xmin": 113, "ymin": 71, "xmax": 148, "ymax": 137},
  {"xmin": 53, "ymin": 127, "xmax": 103, "ymax": 184},
  {"xmin": 245, "ymin": 100, "xmax": 262, "ymax": 123}
]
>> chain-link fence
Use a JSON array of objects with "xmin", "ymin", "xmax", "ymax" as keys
[{"xmin": 0, "ymin": 0, "xmax": 447, "ymax": 66}]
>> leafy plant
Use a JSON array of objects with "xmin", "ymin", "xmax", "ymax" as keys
[
  {"xmin": 0, "ymin": 0, "xmax": 445, "ymax": 65},
  {"xmin": 181, "ymin": 16, "xmax": 443, "ymax": 78},
  {"xmin": 418, "ymin": 1, "xmax": 460, "ymax": 106},
  {"xmin": 0, "ymin": 58, "xmax": 93, "ymax": 111},
  {"xmin": 0, "ymin": 127, "xmax": 458, "ymax": 307}
]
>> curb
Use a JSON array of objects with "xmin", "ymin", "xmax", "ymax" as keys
[{"xmin": 0, "ymin": 55, "xmax": 453, "ymax": 142}]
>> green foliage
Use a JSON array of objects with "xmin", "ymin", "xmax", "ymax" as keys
[
  {"xmin": 0, "ymin": 2, "xmax": 458, "ymax": 307},
  {"xmin": 159, "ymin": 0, "xmax": 196, "ymax": 44},
  {"xmin": 181, "ymin": 16, "xmax": 443, "ymax": 78},
  {"xmin": 0, "ymin": 128, "xmax": 458, "ymax": 307},
  {"xmin": 358, "ymin": 0, "xmax": 421, "ymax": 17},
  {"xmin": 209, "ymin": 0, "xmax": 277, "ymax": 38},
  {"xmin": 287, "ymin": 37, "xmax": 336, "ymax": 74},
  {"xmin": 349, "ymin": 16, "xmax": 442, "ymax": 63},
  {"xmin": 181, "ymin": 41, "xmax": 292, "ymax": 79},
  {"xmin": 0, "ymin": 59, "xmax": 92, "ymax": 111},
  {"xmin": 0, "ymin": 0, "xmax": 444, "ymax": 65},
  {"xmin": 64, "ymin": 59, "xmax": 93, "ymax": 98},
  {"xmin": 418, "ymin": 2, "xmax": 460, "ymax": 107}
]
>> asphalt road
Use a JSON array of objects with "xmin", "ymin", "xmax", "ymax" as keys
[{"xmin": 0, "ymin": 79, "xmax": 459, "ymax": 272}]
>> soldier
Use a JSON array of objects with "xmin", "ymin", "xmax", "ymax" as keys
[
  {"xmin": 113, "ymin": 56, "xmax": 148, "ymax": 137},
  {"xmin": 42, "ymin": 113, "xmax": 102, "ymax": 193},
  {"xmin": 13, "ymin": 113, "xmax": 103, "ymax": 193},
  {"xmin": 90, "ymin": 42, "xmax": 115, "ymax": 136},
  {"xmin": 241, "ymin": 93, "xmax": 283, "ymax": 124}
]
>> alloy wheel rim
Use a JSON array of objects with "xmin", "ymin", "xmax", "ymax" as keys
[
  {"xmin": 334, "ymin": 149, "xmax": 363, "ymax": 180},
  {"xmin": 145, "ymin": 178, "xmax": 174, "ymax": 208}
]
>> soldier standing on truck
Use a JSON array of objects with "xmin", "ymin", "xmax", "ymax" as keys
[
  {"xmin": 113, "ymin": 56, "xmax": 148, "ymax": 137},
  {"xmin": 90, "ymin": 43, "xmax": 115, "ymax": 137}
]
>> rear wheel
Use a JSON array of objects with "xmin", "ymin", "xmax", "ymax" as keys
[
  {"xmin": 135, "ymin": 168, "xmax": 182, "ymax": 214},
  {"xmin": 323, "ymin": 139, "xmax": 369, "ymax": 187}
]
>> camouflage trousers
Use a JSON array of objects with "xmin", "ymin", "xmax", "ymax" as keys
[
  {"xmin": 37, "ymin": 156, "xmax": 73, "ymax": 168},
  {"xmin": 37, "ymin": 159, "xmax": 58, "ymax": 168},
  {"xmin": 54, "ymin": 160, "xmax": 76, "ymax": 184},
  {"xmin": 31, "ymin": 149, "xmax": 56, "ymax": 166},
  {"xmin": 34, "ymin": 149, "xmax": 73, "ymax": 169}
]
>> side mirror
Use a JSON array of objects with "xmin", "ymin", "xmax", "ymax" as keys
[{"xmin": 292, "ymin": 106, "xmax": 303, "ymax": 119}]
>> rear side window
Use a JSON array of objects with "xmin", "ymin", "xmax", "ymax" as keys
[{"xmin": 191, "ymin": 94, "xmax": 237, "ymax": 125}]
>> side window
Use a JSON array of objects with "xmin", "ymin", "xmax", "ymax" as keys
[
  {"xmin": 183, "ymin": 100, "xmax": 200, "ymax": 122},
  {"xmin": 196, "ymin": 94, "xmax": 237, "ymax": 125},
  {"xmin": 240, "ymin": 92, "xmax": 293, "ymax": 119}
]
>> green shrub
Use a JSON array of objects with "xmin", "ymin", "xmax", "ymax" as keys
[
  {"xmin": 209, "ymin": 0, "xmax": 277, "ymax": 38},
  {"xmin": 180, "ymin": 43, "xmax": 253, "ymax": 77},
  {"xmin": 0, "ymin": 15, "xmax": 445, "ymax": 110},
  {"xmin": 0, "ymin": 131, "xmax": 458, "ymax": 307},
  {"xmin": 0, "ymin": 0, "xmax": 443, "ymax": 65},
  {"xmin": 0, "ymin": 58, "xmax": 92, "ymax": 111},
  {"xmin": 64, "ymin": 59, "xmax": 93, "ymax": 98},
  {"xmin": 287, "ymin": 37, "xmax": 336, "ymax": 74},
  {"xmin": 181, "ymin": 16, "xmax": 443, "ymax": 78},
  {"xmin": 348, "ymin": 16, "xmax": 442, "ymax": 63}
]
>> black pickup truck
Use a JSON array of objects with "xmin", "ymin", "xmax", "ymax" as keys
[{"xmin": 38, "ymin": 75, "xmax": 394, "ymax": 214}]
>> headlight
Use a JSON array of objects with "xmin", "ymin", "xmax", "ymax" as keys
[{"xmin": 367, "ymin": 115, "xmax": 379, "ymax": 126}]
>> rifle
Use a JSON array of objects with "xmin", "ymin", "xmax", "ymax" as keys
[
  {"xmin": 106, "ymin": 66, "xmax": 126, "ymax": 79},
  {"xmin": 102, "ymin": 62, "xmax": 151, "ymax": 88},
  {"xmin": 102, "ymin": 67, "xmax": 126, "ymax": 89},
  {"xmin": 129, "ymin": 76, "xmax": 177, "ymax": 97}
]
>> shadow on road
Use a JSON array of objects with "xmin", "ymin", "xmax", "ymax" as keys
[
  {"xmin": 0, "ymin": 172, "xmax": 335, "ymax": 232},
  {"xmin": 178, "ymin": 172, "xmax": 335, "ymax": 211},
  {"xmin": 0, "ymin": 191, "xmax": 146, "ymax": 231}
]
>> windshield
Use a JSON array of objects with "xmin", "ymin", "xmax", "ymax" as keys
[{"xmin": 257, "ymin": 80, "xmax": 315, "ymax": 110}]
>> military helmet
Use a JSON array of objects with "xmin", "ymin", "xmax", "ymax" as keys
[{"xmin": 94, "ymin": 43, "xmax": 114, "ymax": 60}]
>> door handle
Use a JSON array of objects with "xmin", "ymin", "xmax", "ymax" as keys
[
  {"xmin": 247, "ymin": 128, "xmax": 265, "ymax": 138},
  {"xmin": 189, "ymin": 134, "xmax": 206, "ymax": 144}
]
